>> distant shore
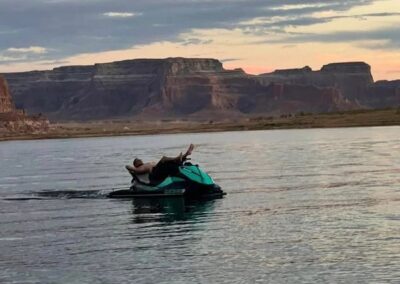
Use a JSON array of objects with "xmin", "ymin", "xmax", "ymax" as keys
[{"xmin": 1, "ymin": 108, "xmax": 399, "ymax": 142}]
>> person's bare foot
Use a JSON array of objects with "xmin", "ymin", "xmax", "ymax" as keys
[{"xmin": 183, "ymin": 144, "xmax": 194, "ymax": 159}]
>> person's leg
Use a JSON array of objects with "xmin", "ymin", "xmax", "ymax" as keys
[
  {"xmin": 159, "ymin": 154, "xmax": 182, "ymax": 164},
  {"xmin": 150, "ymin": 144, "xmax": 194, "ymax": 183},
  {"xmin": 150, "ymin": 160, "xmax": 181, "ymax": 183},
  {"xmin": 158, "ymin": 144, "xmax": 194, "ymax": 164}
]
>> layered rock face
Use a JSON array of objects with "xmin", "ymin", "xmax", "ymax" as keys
[
  {"xmin": 4, "ymin": 58, "xmax": 224, "ymax": 120},
  {"xmin": 365, "ymin": 80, "xmax": 400, "ymax": 108},
  {"xmin": 3, "ymin": 58, "xmax": 358, "ymax": 121},
  {"xmin": 0, "ymin": 76, "xmax": 15, "ymax": 113},
  {"xmin": 258, "ymin": 62, "xmax": 374, "ymax": 103},
  {"xmin": 238, "ymin": 83, "xmax": 352, "ymax": 115}
]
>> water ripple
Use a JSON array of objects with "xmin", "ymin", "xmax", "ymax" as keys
[{"xmin": 0, "ymin": 126, "xmax": 399, "ymax": 283}]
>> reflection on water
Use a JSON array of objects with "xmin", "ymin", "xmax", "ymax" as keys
[
  {"xmin": 130, "ymin": 197, "xmax": 217, "ymax": 223},
  {"xmin": 0, "ymin": 126, "xmax": 399, "ymax": 283}
]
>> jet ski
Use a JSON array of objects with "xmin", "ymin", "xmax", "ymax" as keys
[{"xmin": 108, "ymin": 162, "xmax": 225, "ymax": 199}]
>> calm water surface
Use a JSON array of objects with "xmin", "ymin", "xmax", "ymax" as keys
[{"xmin": 0, "ymin": 127, "xmax": 399, "ymax": 283}]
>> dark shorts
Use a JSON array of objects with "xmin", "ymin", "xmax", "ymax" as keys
[{"xmin": 149, "ymin": 160, "xmax": 180, "ymax": 183}]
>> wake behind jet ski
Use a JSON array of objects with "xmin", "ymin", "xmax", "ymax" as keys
[{"xmin": 108, "ymin": 144, "xmax": 225, "ymax": 199}]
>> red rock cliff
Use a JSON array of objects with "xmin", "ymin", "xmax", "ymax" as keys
[
  {"xmin": 0, "ymin": 75, "xmax": 15, "ymax": 113},
  {"xmin": 0, "ymin": 75, "xmax": 49, "ymax": 135},
  {"xmin": 2, "ymin": 58, "xmax": 379, "ymax": 121}
]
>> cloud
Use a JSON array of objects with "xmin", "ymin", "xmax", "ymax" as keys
[
  {"xmin": 220, "ymin": 58, "xmax": 241, "ymax": 63},
  {"xmin": 7, "ymin": 46, "xmax": 48, "ymax": 54},
  {"xmin": 0, "ymin": 55, "xmax": 26, "ymax": 62},
  {"xmin": 266, "ymin": 27, "xmax": 400, "ymax": 50},
  {"xmin": 239, "ymin": 11, "xmax": 400, "ymax": 31},
  {"xmin": 38, "ymin": 60, "xmax": 69, "ymax": 66},
  {"xmin": 1, "ymin": 46, "xmax": 50, "ymax": 63},
  {"xmin": 0, "ymin": 0, "xmax": 378, "ymax": 58},
  {"xmin": 180, "ymin": 38, "xmax": 213, "ymax": 46},
  {"xmin": 1, "ymin": 0, "xmax": 398, "ymax": 69},
  {"xmin": 269, "ymin": 3, "xmax": 335, "ymax": 11},
  {"xmin": 103, "ymin": 12, "xmax": 142, "ymax": 18}
]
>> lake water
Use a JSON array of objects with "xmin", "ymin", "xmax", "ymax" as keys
[{"xmin": 0, "ymin": 127, "xmax": 399, "ymax": 283}]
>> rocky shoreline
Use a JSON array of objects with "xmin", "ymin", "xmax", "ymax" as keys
[
  {"xmin": 1, "ymin": 108, "xmax": 399, "ymax": 142},
  {"xmin": 0, "ymin": 75, "xmax": 50, "ymax": 136}
]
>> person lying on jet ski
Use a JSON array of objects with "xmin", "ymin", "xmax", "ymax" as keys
[{"xmin": 125, "ymin": 144, "xmax": 194, "ymax": 184}]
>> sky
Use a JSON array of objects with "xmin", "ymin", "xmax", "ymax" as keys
[{"xmin": 0, "ymin": 0, "xmax": 399, "ymax": 80}]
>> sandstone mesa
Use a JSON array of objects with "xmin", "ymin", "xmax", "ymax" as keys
[{"xmin": 1, "ymin": 57, "xmax": 399, "ymax": 122}]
